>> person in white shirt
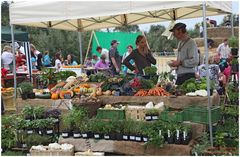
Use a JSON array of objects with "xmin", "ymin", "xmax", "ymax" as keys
[
  {"xmin": 96, "ymin": 46, "xmax": 109, "ymax": 62},
  {"xmin": 1, "ymin": 45, "xmax": 14, "ymax": 71},
  {"xmin": 216, "ymin": 38, "xmax": 231, "ymax": 62},
  {"xmin": 54, "ymin": 52, "xmax": 62, "ymax": 70}
]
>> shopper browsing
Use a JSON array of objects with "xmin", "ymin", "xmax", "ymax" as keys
[{"xmin": 109, "ymin": 40, "xmax": 122, "ymax": 75}]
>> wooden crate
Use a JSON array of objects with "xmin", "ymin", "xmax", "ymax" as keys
[
  {"xmin": 30, "ymin": 146, "xmax": 74, "ymax": 156},
  {"xmin": 125, "ymin": 106, "xmax": 146, "ymax": 121}
]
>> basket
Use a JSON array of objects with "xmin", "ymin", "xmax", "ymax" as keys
[
  {"xmin": 30, "ymin": 146, "xmax": 74, "ymax": 156},
  {"xmin": 96, "ymin": 108, "xmax": 125, "ymax": 120},
  {"xmin": 2, "ymin": 90, "xmax": 15, "ymax": 111},
  {"xmin": 125, "ymin": 106, "xmax": 146, "ymax": 121},
  {"xmin": 183, "ymin": 105, "xmax": 221, "ymax": 124},
  {"xmin": 159, "ymin": 109, "xmax": 183, "ymax": 122}
]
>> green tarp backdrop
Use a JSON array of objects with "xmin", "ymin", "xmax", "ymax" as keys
[
  {"xmin": 1, "ymin": 26, "xmax": 29, "ymax": 42},
  {"xmin": 92, "ymin": 31, "xmax": 141, "ymax": 56}
]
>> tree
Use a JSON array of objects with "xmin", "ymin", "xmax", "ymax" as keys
[
  {"xmin": 146, "ymin": 25, "xmax": 178, "ymax": 52},
  {"xmin": 114, "ymin": 25, "xmax": 140, "ymax": 32},
  {"xmin": 220, "ymin": 14, "xmax": 239, "ymax": 27},
  {"xmin": 1, "ymin": 1, "xmax": 9, "ymax": 26}
]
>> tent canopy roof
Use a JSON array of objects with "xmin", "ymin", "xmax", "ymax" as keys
[
  {"xmin": 1, "ymin": 25, "xmax": 29, "ymax": 42},
  {"xmin": 10, "ymin": 1, "xmax": 232, "ymax": 31}
]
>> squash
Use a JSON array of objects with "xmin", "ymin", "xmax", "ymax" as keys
[
  {"xmin": 51, "ymin": 93, "xmax": 59, "ymax": 100},
  {"xmin": 103, "ymin": 90, "xmax": 112, "ymax": 96},
  {"xmin": 90, "ymin": 92, "xmax": 97, "ymax": 97},
  {"xmin": 74, "ymin": 87, "xmax": 80, "ymax": 93},
  {"xmin": 96, "ymin": 91, "xmax": 102, "ymax": 96},
  {"xmin": 59, "ymin": 90, "xmax": 74, "ymax": 99}
]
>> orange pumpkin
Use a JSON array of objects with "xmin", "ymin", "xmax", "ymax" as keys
[
  {"xmin": 59, "ymin": 90, "xmax": 74, "ymax": 99},
  {"xmin": 74, "ymin": 87, "xmax": 80, "ymax": 93},
  {"xmin": 51, "ymin": 93, "xmax": 59, "ymax": 100}
]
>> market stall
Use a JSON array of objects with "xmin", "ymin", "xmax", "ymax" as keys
[{"xmin": 5, "ymin": 1, "xmax": 238, "ymax": 156}]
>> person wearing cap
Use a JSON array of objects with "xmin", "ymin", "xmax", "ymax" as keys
[
  {"xmin": 1, "ymin": 45, "xmax": 14, "ymax": 71},
  {"xmin": 96, "ymin": 46, "xmax": 109, "ymax": 62},
  {"xmin": 169, "ymin": 23, "xmax": 199, "ymax": 85},
  {"xmin": 123, "ymin": 35, "xmax": 156, "ymax": 75},
  {"xmin": 109, "ymin": 40, "xmax": 122, "ymax": 75}
]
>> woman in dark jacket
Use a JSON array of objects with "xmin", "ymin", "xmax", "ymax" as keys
[{"xmin": 123, "ymin": 35, "xmax": 156, "ymax": 75}]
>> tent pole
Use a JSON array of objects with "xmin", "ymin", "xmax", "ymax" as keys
[
  {"xmin": 78, "ymin": 31, "xmax": 83, "ymax": 64},
  {"xmin": 93, "ymin": 31, "xmax": 100, "ymax": 46},
  {"xmin": 84, "ymin": 31, "xmax": 94, "ymax": 64},
  {"xmin": 202, "ymin": 2, "xmax": 213, "ymax": 147},
  {"xmin": 231, "ymin": 13, "xmax": 234, "ymax": 36},
  {"xmin": 10, "ymin": 24, "xmax": 17, "ymax": 109}
]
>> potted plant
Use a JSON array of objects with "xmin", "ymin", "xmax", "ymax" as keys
[
  {"xmin": 45, "ymin": 109, "xmax": 61, "ymax": 123},
  {"xmin": 231, "ymin": 58, "xmax": 239, "ymax": 73},
  {"xmin": 61, "ymin": 114, "xmax": 74, "ymax": 138},
  {"xmin": 229, "ymin": 36, "xmax": 239, "ymax": 56},
  {"xmin": 90, "ymin": 119, "xmax": 104, "ymax": 139},
  {"xmin": 145, "ymin": 109, "xmax": 159, "ymax": 121},
  {"xmin": 182, "ymin": 125, "xmax": 192, "ymax": 145},
  {"xmin": 22, "ymin": 106, "xmax": 34, "ymax": 120},
  {"xmin": 112, "ymin": 120, "xmax": 123, "ymax": 141},
  {"xmin": 102, "ymin": 121, "xmax": 114, "ymax": 140},
  {"xmin": 166, "ymin": 123, "xmax": 175, "ymax": 144},
  {"xmin": 18, "ymin": 82, "xmax": 33, "ymax": 99},
  {"xmin": 80, "ymin": 121, "xmax": 92, "ymax": 139},
  {"xmin": 134, "ymin": 122, "xmax": 143, "ymax": 142},
  {"xmin": 122, "ymin": 119, "xmax": 133, "ymax": 141},
  {"xmin": 26, "ymin": 120, "xmax": 34, "ymax": 135},
  {"xmin": 71, "ymin": 107, "xmax": 88, "ymax": 138},
  {"xmin": 35, "ymin": 119, "xmax": 47, "ymax": 135},
  {"xmin": 174, "ymin": 124, "xmax": 182, "ymax": 145},
  {"xmin": 33, "ymin": 106, "xmax": 45, "ymax": 119},
  {"xmin": 45, "ymin": 118, "xmax": 55, "ymax": 135}
]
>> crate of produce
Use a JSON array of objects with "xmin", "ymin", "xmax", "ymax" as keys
[
  {"xmin": 125, "ymin": 106, "xmax": 146, "ymax": 121},
  {"xmin": 159, "ymin": 108, "xmax": 183, "ymax": 122},
  {"xmin": 96, "ymin": 107, "xmax": 125, "ymax": 120},
  {"xmin": 183, "ymin": 105, "xmax": 221, "ymax": 124}
]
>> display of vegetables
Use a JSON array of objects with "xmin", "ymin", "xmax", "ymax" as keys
[
  {"xmin": 134, "ymin": 87, "xmax": 171, "ymax": 96},
  {"xmin": 143, "ymin": 66, "xmax": 157, "ymax": 76},
  {"xmin": 89, "ymin": 73, "xmax": 107, "ymax": 82}
]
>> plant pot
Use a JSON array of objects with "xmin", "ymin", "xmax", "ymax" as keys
[
  {"xmin": 26, "ymin": 129, "xmax": 34, "ymax": 135},
  {"xmin": 27, "ymin": 93, "xmax": 35, "ymax": 99},
  {"xmin": 135, "ymin": 135, "xmax": 142, "ymax": 142},
  {"xmin": 22, "ymin": 143, "xmax": 27, "ymax": 148},
  {"xmin": 122, "ymin": 134, "xmax": 129, "ymax": 141},
  {"xmin": 145, "ymin": 114, "xmax": 152, "ymax": 121},
  {"xmin": 231, "ymin": 48, "xmax": 238, "ymax": 56},
  {"xmin": 73, "ymin": 131, "xmax": 81, "ymax": 138},
  {"xmin": 62, "ymin": 131, "xmax": 70, "ymax": 138},
  {"xmin": 38, "ymin": 128, "xmax": 46, "ymax": 135},
  {"xmin": 143, "ymin": 136, "xmax": 149, "ymax": 142},
  {"xmin": 21, "ymin": 93, "xmax": 28, "ymax": 100},
  {"xmin": 46, "ymin": 128, "xmax": 54, "ymax": 135},
  {"xmin": 115, "ymin": 133, "xmax": 123, "ymax": 141},
  {"xmin": 129, "ymin": 135, "xmax": 136, "ymax": 141},
  {"xmin": 109, "ymin": 133, "xmax": 116, "ymax": 140},
  {"xmin": 174, "ymin": 130, "xmax": 182, "ymax": 144},
  {"xmin": 94, "ymin": 133, "xmax": 103, "ymax": 139},
  {"xmin": 182, "ymin": 132, "xmax": 192, "ymax": 145},
  {"xmin": 82, "ymin": 132, "xmax": 93, "ymax": 138},
  {"xmin": 151, "ymin": 114, "xmax": 159, "ymax": 121},
  {"xmin": 104, "ymin": 134, "xmax": 110, "ymax": 140}
]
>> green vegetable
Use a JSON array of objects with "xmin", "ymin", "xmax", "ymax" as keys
[
  {"xmin": 140, "ymin": 79, "xmax": 154, "ymax": 89},
  {"xmin": 144, "ymin": 66, "xmax": 157, "ymax": 76}
]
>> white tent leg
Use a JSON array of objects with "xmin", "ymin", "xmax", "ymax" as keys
[
  {"xmin": 78, "ymin": 32, "xmax": 83, "ymax": 64},
  {"xmin": 10, "ymin": 24, "xmax": 17, "ymax": 108},
  {"xmin": 202, "ymin": 2, "xmax": 213, "ymax": 147},
  {"xmin": 231, "ymin": 13, "xmax": 234, "ymax": 36}
]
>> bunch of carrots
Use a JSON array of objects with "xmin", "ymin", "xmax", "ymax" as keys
[{"xmin": 134, "ymin": 87, "xmax": 171, "ymax": 96}]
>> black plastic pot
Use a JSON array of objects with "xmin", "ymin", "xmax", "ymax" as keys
[
  {"xmin": 135, "ymin": 135, "xmax": 142, "ymax": 142},
  {"xmin": 231, "ymin": 48, "xmax": 239, "ymax": 56},
  {"xmin": 122, "ymin": 134, "xmax": 129, "ymax": 141},
  {"xmin": 115, "ymin": 133, "xmax": 123, "ymax": 141},
  {"xmin": 28, "ymin": 93, "xmax": 35, "ymax": 99},
  {"xmin": 46, "ymin": 128, "xmax": 54, "ymax": 135},
  {"xmin": 182, "ymin": 132, "xmax": 192, "ymax": 145},
  {"xmin": 62, "ymin": 131, "xmax": 71, "ymax": 138},
  {"xmin": 151, "ymin": 114, "xmax": 159, "ymax": 121},
  {"xmin": 143, "ymin": 136, "xmax": 149, "ymax": 142},
  {"xmin": 174, "ymin": 133, "xmax": 182, "ymax": 145},
  {"xmin": 129, "ymin": 135, "xmax": 136, "ymax": 141},
  {"xmin": 109, "ymin": 133, "xmax": 116, "ymax": 140},
  {"xmin": 26, "ymin": 129, "xmax": 34, "ymax": 135},
  {"xmin": 145, "ymin": 114, "xmax": 152, "ymax": 121},
  {"xmin": 94, "ymin": 133, "xmax": 103, "ymax": 139},
  {"xmin": 73, "ymin": 131, "xmax": 81, "ymax": 138},
  {"xmin": 21, "ymin": 93, "xmax": 28, "ymax": 100},
  {"xmin": 38, "ymin": 128, "xmax": 46, "ymax": 135},
  {"xmin": 82, "ymin": 132, "xmax": 93, "ymax": 138},
  {"xmin": 104, "ymin": 134, "xmax": 110, "ymax": 140}
]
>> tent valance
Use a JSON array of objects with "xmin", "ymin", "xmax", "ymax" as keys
[{"xmin": 10, "ymin": 1, "xmax": 231, "ymax": 31}]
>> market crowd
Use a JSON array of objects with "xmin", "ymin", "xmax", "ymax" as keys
[{"xmin": 1, "ymin": 23, "xmax": 237, "ymax": 93}]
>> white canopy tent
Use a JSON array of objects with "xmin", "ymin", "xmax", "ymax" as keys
[
  {"xmin": 9, "ymin": 1, "xmax": 232, "ymax": 147},
  {"xmin": 10, "ymin": 1, "xmax": 231, "ymax": 31}
]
